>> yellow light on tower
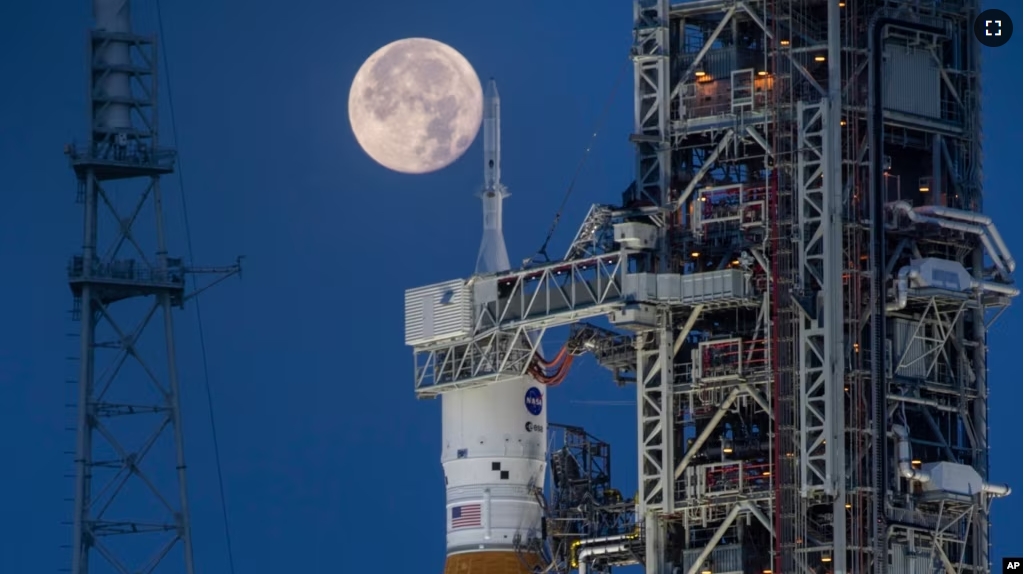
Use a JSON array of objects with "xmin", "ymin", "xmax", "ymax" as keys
[
  {"xmin": 696, "ymin": 71, "xmax": 707, "ymax": 77},
  {"xmin": 780, "ymin": 39, "xmax": 791, "ymax": 46},
  {"xmin": 815, "ymin": 55, "xmax": 826, "ymax": 62}
]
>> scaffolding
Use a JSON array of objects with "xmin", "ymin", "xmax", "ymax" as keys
[{"xmin": 543, "ymin": 424, "xmax": 641, "ymax": 573}]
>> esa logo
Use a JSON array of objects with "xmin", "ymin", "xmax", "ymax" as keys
[
  {"xmin": 1004, "ymin": 558, "xmax": 1023, "ymax": 574},
  {"xmin": 525, "ymin": 387, "xmax": 543, "ymax": 416},
  {"xmin": 525, "ymin": 421, "xmax": 544, "ymax": 433}
]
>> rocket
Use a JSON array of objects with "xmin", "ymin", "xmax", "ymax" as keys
[
  {"xmin": 474, "ymin": 79, "xmax": 510, "ymax": 275},
  {"xmin": 441, "ymin": 80, "xmax": 548, "ymax": 574}
]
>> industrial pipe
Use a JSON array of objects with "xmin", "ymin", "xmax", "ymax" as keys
[
  {"xmin": 578, "ymin": 543, "xmax": 629, "ymax": 574},
  {"xmin": 984, "ymin": 482, "xmax": 1012, "ymax": 496},
  {"xmin": 891, "ymin": 424, "xmax": 1011, "ymax": 496},
  {"xmin": 576, "ymin": 533, "xmax": 635, "ymax": 547},
  {"xmin": 974, "ymin": 280, "xmax": 1020, "ymax": 296},
  {"xmin": 886, "ymin": 201, "xmax": 1010, "ymax": 278},
  {"xmin": 572, "ymin": 531, "xmax": 637, "ymax": 572},
  {"xmin": 886, "ymin": 266, "xmax": 921, "ymax": 311},
  {"xmin": 887, "ymin": 395, "xmax": 958, "ymax": 413},
  {"xmin": 915, "ymin": 205, "xmax": 1017, "ymax": 273},
  {"xmin": 891, "ymin": 424, "xmax": 931, "ymax": 483}
]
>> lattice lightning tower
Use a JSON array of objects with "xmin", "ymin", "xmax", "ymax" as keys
[{"xmin": 65, "ymin": 1, "xmax": 239, "ymax": 572}]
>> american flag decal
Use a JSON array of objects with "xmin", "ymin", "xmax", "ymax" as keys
[{"xmin": 451, "ymin": 504, "xmax": 482, "ymax": 529}]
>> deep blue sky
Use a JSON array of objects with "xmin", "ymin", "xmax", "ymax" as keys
[{"xmin": 0, "ymin": 1, "xmax": 1020, "ymax": 572}]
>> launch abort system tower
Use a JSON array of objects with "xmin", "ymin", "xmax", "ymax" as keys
[
  {"xmin": 404, "ymin": 0, "xmax": 1017, "ymax": 573},
  {"xmin": 65, "ymin": 1, "xmax": 238, "ymax": 573}
]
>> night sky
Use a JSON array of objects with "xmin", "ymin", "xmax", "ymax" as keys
[{"xmin": 0, "ymin": 1, "xmax": 1020, "ymax": 572}]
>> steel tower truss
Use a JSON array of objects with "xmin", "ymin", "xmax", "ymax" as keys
[
  {"xmin": 404, "ymin": 0, "xmax": 1015, "ymax": 573},
  {"xmin": 65, "ymin": 11, "xmax": 239, "ymax": 574},
  {"xmin": 543, "ymin": 424, "xmax": 641, "ymax": 573}
]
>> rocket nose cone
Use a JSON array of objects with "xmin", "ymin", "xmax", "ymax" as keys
[{"xmin": 486, "ymin": 78, "xmax": 499, "ymax": 99}]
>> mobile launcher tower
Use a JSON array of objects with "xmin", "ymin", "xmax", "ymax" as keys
[{"xmin": 404, "ymin": 0, "xmax": 1017, "ymax": 574}]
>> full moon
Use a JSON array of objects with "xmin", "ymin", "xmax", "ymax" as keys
[{"xmin": 348, "ymin": 38, "xmax": 484, "ymax": 174}]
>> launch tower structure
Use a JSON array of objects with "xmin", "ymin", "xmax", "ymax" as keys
[
  {"xmin": 65, "ymin": 1, "xmax": 239, "ymax": 573},
  {"xmin": 404, "ymin": 0, "xmax": 1017, "ymax": 573}
]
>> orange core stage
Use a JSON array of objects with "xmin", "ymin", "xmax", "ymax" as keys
[{"xmin": 443, "ymin": 551, "xmax": 542, "ymax": 574}]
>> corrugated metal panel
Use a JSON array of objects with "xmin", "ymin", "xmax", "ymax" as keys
[
  {"xmin": 883, "ymin": 46, "xmax": 941, "ymax": 119},
  {"xmin": 623, "ymin": 273, "xmax": 658, "ymax": 301},
  {"xmin": 404, "ymin": 279, "xmax": 472, "ymax": 346},
  {"xmin": 472, "ymin": 277, "xmax": 498, "ymax": 306},
  {"xmin": 892, "ymin": 317, "xmax": 930, "ymax": 379},
  {"xmin": 657, "ymin": 273, "xmax": 682, "ymax": 300},
  {"xmin": 678, "ymin": 269, "xmax": 747, "ymax": 304},
  {"xmin": 890, "ymin": 542, "xmax": 939, "ymax": 574},
  {"xmin": 472, "ymin": 278, "xmax": 499, "ymax": 327},
  {"xmin": 680, "ymin": 48, "xmax": 763, "ymax": 79},
  {"xmin": 624, "ymin": 270, "xmax": 748, "ymax": 304},
  {"xmin": 680, "ymin": 543, "xmax": 746, "ymax": 574}
]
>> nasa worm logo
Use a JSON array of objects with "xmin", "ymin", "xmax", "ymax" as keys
[{"xmin": 525, "ymin": 387, "xmax": 543, "ymax": 416}]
